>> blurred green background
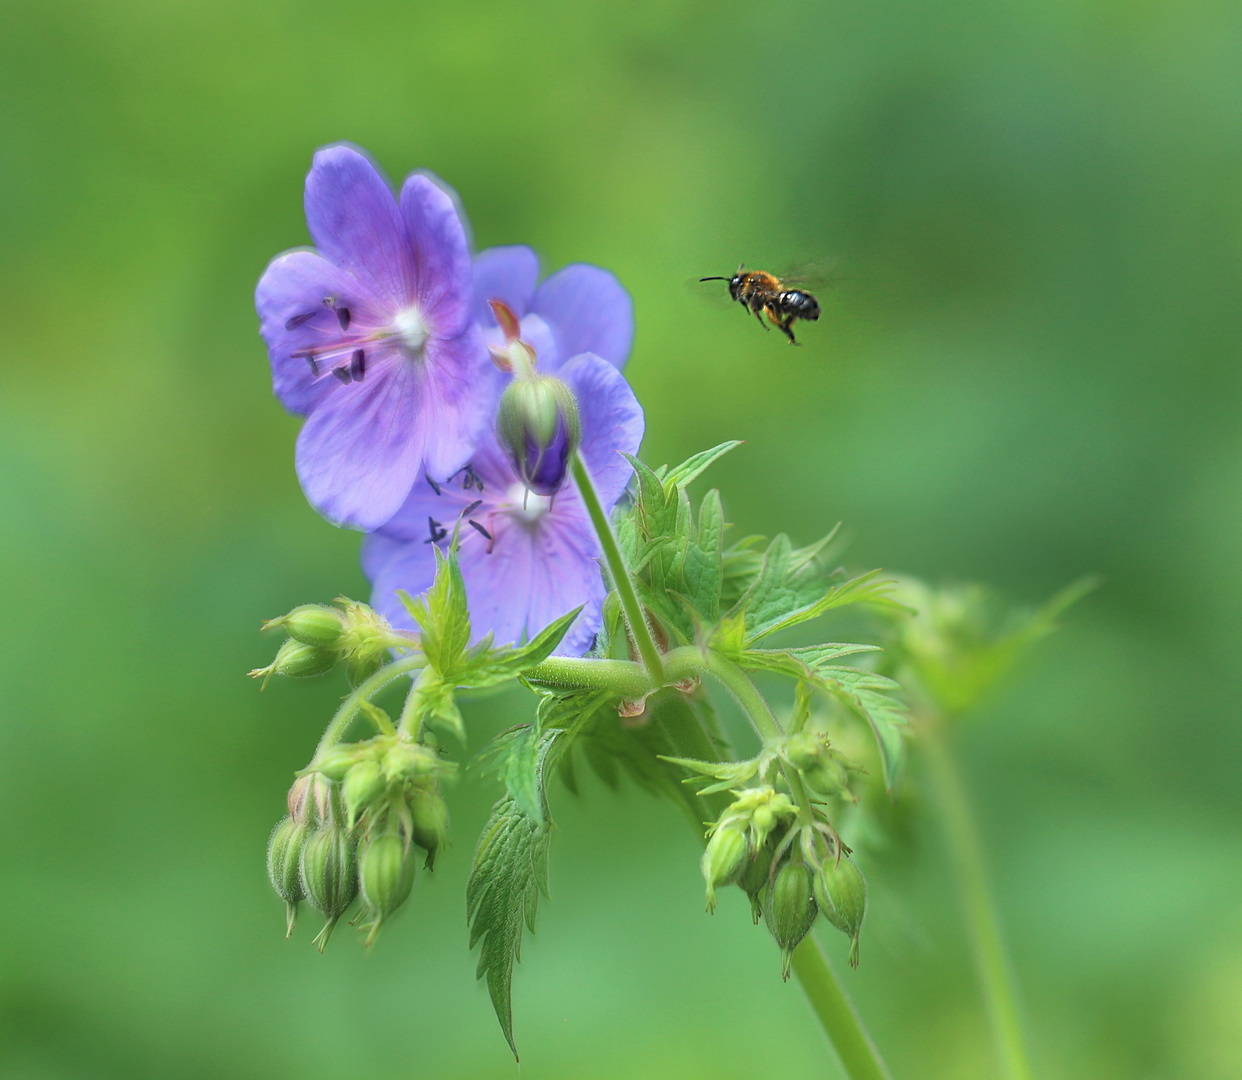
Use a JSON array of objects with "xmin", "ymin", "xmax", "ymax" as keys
[{"xmin": 2, "ymin": 0, "xmax": 1240, "ymax": 1077}]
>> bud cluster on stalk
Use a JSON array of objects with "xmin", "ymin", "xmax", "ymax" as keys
[
  {"xmin": 249, "ymin": 598, "xmax": 408, "ymax": 688},
  {"xmin": 699, "ymin": 778, "xmax": 869, "ymax": 977},
  {"xmin": 265, "ymin": 734, "xmax": 453, "ymax": 950}
]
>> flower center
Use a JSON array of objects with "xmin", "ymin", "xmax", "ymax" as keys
[
  {"xmin": 505, "ymin": 482, "xmax": 552, "ymax": 525},
  {"xmin": 393, "ymin": 307, "xmax": 429, "ymax": 356}
]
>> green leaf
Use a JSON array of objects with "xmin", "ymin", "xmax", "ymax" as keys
[
  {"xmin": 815, "ymin": 666, "xmax": 908, "ymax": 791},
  {"xmin": 409, "ymin": 668, "xmax": 466, "ymax": 743},
  {"xmin": 398, "ymin": 546, "xmax": 470, "ymax": 676},
  {"xmin": 660, "ymin": 754, "xmax": 760, "ymax": 795},
  {"xmin": 457, "ymin": 607, "xmax": 583, "ymax": 687},
  {"xmin": 661, "ymin": 440, "xmax": 743, "ymax": 490},
  {"xmin": 736, "ymin": 642, "xmax": 883, "ymax": 680},
  {"xmin": 679, "ymin": 489, "xmax": 725, "ymax": 621},
  {"xmin": 467, "ymin": 731, "xmax": 560, "ymax": 1059},
  {"xmin": 473, "ymin": 725, "xmax": 545, "ymax": 823}
]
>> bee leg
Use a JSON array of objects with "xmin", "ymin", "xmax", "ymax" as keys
[
  {"xmin": 779, "ymin": 318, "xmax": 799, "ymax": 345},
  {"xmin": 752, "ymin": 306, "xmax": 770, "ymax": 330}
]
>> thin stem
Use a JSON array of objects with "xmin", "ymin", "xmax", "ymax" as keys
[
  {"xmin": 921, "ymin": 721, "xmax": 1033, "ymax": 1080},
  {"xmin": 570, "ymin": 452, "xmax": 665, "ymax": 683},
  {"xmin": 311, "ymin": 655, "xmax": 424, "ymax": 763},
  {"xmin": 791, "ymin": 937, "xmax": 894, "ymax": 1080}
]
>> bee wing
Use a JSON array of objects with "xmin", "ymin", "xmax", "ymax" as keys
[{"xmin": 776, "ymin": 256, "xmax": 840, "ymax": 292}]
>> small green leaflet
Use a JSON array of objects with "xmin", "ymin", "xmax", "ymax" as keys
[
  {"xmin": 467, "ymin": 730, "xmax": 560, "ymax": 1060},
  {"xmin": 658, "ymin": 440, "xmax": 743, "ymax": 489},
  {"xmin": 399, "ymin": 545, "xmax": 470, "ymax": 675},
  {"xmin": 660, "ymin": 754, "xmax": 759, "ymax": 795}
]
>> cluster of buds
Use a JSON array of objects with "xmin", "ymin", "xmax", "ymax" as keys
[
  {"xmin": 250, "ymin": 598, "xmax": 409, "ymax": 688},
  {"xmin": 780, "ymin": 730, "xmax": 864, "ymax": 801},
  {"xmin": 265, "ymin": 734, "xmax": 452, "ymax": 950},
  {"xmin": 700, "ymin": 785, "xmax": 868, "ymax": 976}
]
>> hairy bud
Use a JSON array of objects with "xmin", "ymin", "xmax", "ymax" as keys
[
  {"xmin": 343, "ymin": 760, "xmax": 387, "ymax": 827},
  {"xmin": 495, "ymin": 374, "xmax": 581, "ymax": 496},
  {"xmin": 410, "ymin": 785, "xmax": 449, "ymax": 868},
  {"xmin": 702, "ymin": 824, "xmax": 749, "ymax": 913},
  {"xmin": 266, "ymin": 604, "xmax": 345, "ymax": 648},
  {"xmin": 765, "ymin": 860, "xmax": 818, "ymax": 979},
  {"xmin": 310, "ymin": 743, "xmax": 367, "ymax": 783},
  {"xmin": 249, "ymin": 637, "xmax": 337, "ymax": 686},
  {"xmin": 300, "ymin": 822, "xmax": 359, "ymax": 951},
  {"xmin": 267, "ymin": 816, "xmax": 309, "ymax": 937},
  {"xmin": 359, "ymin": 831, "xmax": 416, "ymax": 943},
  {"xmin": 814, "ymin": 856, "xmax": 868, "ymax": 968}
]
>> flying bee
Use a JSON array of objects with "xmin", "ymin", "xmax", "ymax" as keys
[{"xmin": 700, "ymin": 264, "xmax": 822, "ymax": 345}]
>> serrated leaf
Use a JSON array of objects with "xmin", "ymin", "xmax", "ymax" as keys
[
  {"xmin": 659, "ymin": 754, "xmax": 760, "ymax": 795},
  {"xmin": 814, "ymin": 666, "xmax": 908, "ymax": 791},
  {"xmin": 467, "ymin": 731, "xmax": 560, "ymax": 1059},
  {"xmin": 474, "ymin": 725, "xmax": 545, "ymax": 823},
  {"xmin": 410, "ymin": 668, "xmax": 466, "ymax": 743},
  {"xmin": 679, "ymin": 489, "xmax": 725, "ymax": 621},
  {"xmin": 398, "ymin": 546, "xmax": 470, "ymax": 676},
  {"xmin": 457, "ymin": 607, "xmax": 583, "ymax": 687},
  {"xmin": 662, "ymin": 440, "xmax": 743, "ymax": 490},
  {"xmin": 736, "ymin": 642, "xmax": 883, "ymax": 680}
]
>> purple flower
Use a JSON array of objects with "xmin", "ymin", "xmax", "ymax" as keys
[
  {"xmin": 361, "ymin": 352, "xmax": 643, "ymax": 656},
  {"xmin": 256, "ymin": 145, "xmax": 494, "ymax": 531},
  {"xmin": 471, "ymin": 245, "xmax": 634, "ymax": 374}
]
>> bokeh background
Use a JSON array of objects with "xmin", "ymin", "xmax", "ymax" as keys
[{"xmin": 2, "ymin": 1, "xmax": 1240, "ymax": 1077}]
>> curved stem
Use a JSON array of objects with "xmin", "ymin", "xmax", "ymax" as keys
[
  {"xmin": 570, "ymin": 452, "xmax": 665, "ymax": 683},
  {"xmin": 921, "ymin": 721, "xmax": 1033, "ymax": 1080},
  {"xmin": 791, "ymin": 938, "xmax": 894, "ymax": 1080},
  {"xmin": 311, "ymin": 655, "xmax": 424, "ymax": 763}
]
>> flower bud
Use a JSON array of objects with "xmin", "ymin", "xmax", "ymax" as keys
[
  {"xmin": 784, "ymin": 731, "xmax": 822, "ymax": 770},
  {"xmin": 299, "ymin": 822, "xmax": 359, "ymax": 951},
  {"xmin": 266, "ymin": 604, "xmax": 345, "ymax": 648},
  {"xmin": 287, "ymin": 772, "xmax": 338, "ymax": 826},
  {"xmin": 495, "ymin": 374, "xmax": 581, "ymax": 496},
  {"xmin": 267, "ymin": 816, "xmax": 309, "ymax": 937},
  {"xmin": 765, "ymin": 860, "xmax": 818, "ymax": 979},
  {"xmin": 310, "ymin": 743, "xmax": 366, "ymax": 783},
  {"xmin": 814, "ymin": 856, "xmax": 868, "ymax": 968},
  {"xmin": 410, "ymin": 785, "xmax": 449, "ymax": 869},
  {"xmin": 249, "ymin": 637, "xmax": 336, "ymax": 686},
  {"xmin": 382, "ymin": 739, "xmax": 419, "ymax": 785},
  {"xmin": 736, "ymin": 840, "xmax": 775, "ymax": 924},
  {"xmin": 358, "ymin": 831, "xmax": 416, "ymax": 943},
  {"xmin": 701, "ymin": 824, "xmax": 749, "ymax": 913},
  {"xmin": 343, "ymin": 760, "xmax": 387, "ymax": 826}
]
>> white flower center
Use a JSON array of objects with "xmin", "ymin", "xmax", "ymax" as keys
[
  {"xmin": 506, "ymin": 482, "xmax": 552, "ymax": 525},
  {"xmin": 393, "ymin": 307, "xmax": 429, "ymax": 356}
]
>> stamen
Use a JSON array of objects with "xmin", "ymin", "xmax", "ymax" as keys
[
  {"xmin": 454, "ymin": 464, "xmax": 484, "ymax": 492},
  {"xmin": 305, "ymin": 354, "xmax": 319, "ymax": 376},
  {"xmin": 332, "ymin": 367, "xmax": 352, "ymax": 385},
  {"xmin": 285, "ymin": 311, "xmax": 316, "ymax": 331},
  {"xmin": 461, "ymin": 499, "xmax": 483, "ymax": 518},
  {"xmin": 350, "ymin": 349, "xmax": 366, "ymax": 381},
  {"xmin": 424, "ymin": 517, "xmax": 447, "ymax": 544},
  {"xmin": 426, "ymin": 476, "xmax": 442, "ymax": 496},
  {"xmin": 337, "ymin": 307, "xmax": 351, "ymax": 331},
  {"xmin": 468, "ymin": 519, "xmax": 492, "ymax": 541},
  {"xmin": 322, "ymin": 295, "xmax": 337, "ymax": 308}
]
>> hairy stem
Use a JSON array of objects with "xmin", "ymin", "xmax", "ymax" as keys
[
  {"xmin": 921, "ymin": 721, "xmax": 1033, "ymax": 1080},
  {"xmin": 570, "ymin": 452, "xmax": 666, "ymax": 683},
  {"xmin": 311, "ymin": 655, "xmax": 424, "ymax": 762}
]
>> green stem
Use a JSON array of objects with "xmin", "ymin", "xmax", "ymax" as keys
[
  {"xmin": 570, "ymin": 451, "xmax": 665, "ymax": 683},
  {"xmin": 791, "ymin": 937, "xmax": 894, "ymax": 1080},
  {"xmin": 526, "ymin": 656, "xmax": 655, "ymax": 698},
  {"xmin": 311, "ymin": 655, "xmax": 424, "ymax": 762},
  {"xmin": 921, "ymin": 721, "xmax": 1033, "ymax": 1080}
]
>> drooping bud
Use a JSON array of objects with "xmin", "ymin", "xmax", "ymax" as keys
[
  {"xmin": 287, "ymin": 772, "xmax": 338, "ymax": 826},
  {"xmin": 343, "ymin": 760, "xmax": 387, "ymax": 827},
  {"xmin": 814, "ymin": 856, "xmax": 868, "ymax": 968},
  {"xmin": 309, "ymin": 743, "xmax": 367, "ymax": 783},
  {"xmin": 299, "ymin": 822, "xmax": 359, "ymax": 951},
  {"xmin": 248, "ymin": 637, "xmax": 337, "ymax": 686},
  {"xmin": 701, "ymin": 824, "xmax": 749, "ymax": 913},
  {"xmin": 737, "ymin": 839, "xmax": 776, "ymax": 924},
  {"xmin": 410, "ymin": 785, "xmax": 449, "ymax": 868},
  {"xmin": 765, "ymin": 860, "xmax": 818, "ymax": 979},
  {"xmin": 336, "ymin": 598, "xmax": 400, "ymax": 686},
  {"xmin": 267, "ymin": 816, "xmax": 309, "ymax": 937},
  {"xmin": 358, "ymin": 831, "xmax": 416, "ymax": 943},
  {"xmin": 264, "ymin": 604, "xmax": 345, "ymax": 648},
  {"xmin": 495, "ymin": 374, "xmax": 581, "ymax": 496}
]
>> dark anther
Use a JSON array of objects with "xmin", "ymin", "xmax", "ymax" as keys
[
  {"xmin": 332, "ymin": 366, "xmax": 352, "ymax": 385},
  {"xmin": 426, "ymin": 475, "xmax": 443, "ymax": 496},
  {"xmin": 337, "ymin": 307, "xmax": 351, "ymax": 330},
  {"xmin": 285, "ymin": 311, "xmax": 316, "ymax": 331},
  {"xmin": 455, "ymin": 464, "xmax": 484, "ymax": 491},
  {"xmin": 468, "ymin": 519, "xmax": 492, "ymax": 541},
  {"xmin": 461, "ymin": 499, "xmax": 483, "ymax": 518},
  {"xmin": 305, "ymin": 354, "xmax": 319, "ymax": 376},
  {"xmin": 350, "ymin": 349, "xmax": 366, "ymax": 381},
  {"xmin": 424, "ymin": 516, "xmax": 447, "ymax": 544}
]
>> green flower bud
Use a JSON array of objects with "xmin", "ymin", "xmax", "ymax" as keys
[
  {"xmin": 495, "ymin": 373, "xmax": 581, "ymax": 496},
  {"xmin": 814, "ymin": 856, "xmax": 868, "ymax": 968},
  {"xmin": 266, "ymin": 604, "xmax": 345, "ymax": 648},
  {"xmin": 310, "ymin": 743, "xmax": 366, "ymax": 783},
  {"xmin": 410, "ymin": 786, "xmax": 449, "ymax": 869},
  {"xmin": 765, "ymin": 860, "xmax": 818, "ymax": 980},
  {"xmin": 803, "ymin": 755, "xmax": 852, "ymax": 798},
  {"xmin": 299, "ymin": 823, "xmax": 358, "ymax": 952},
  {"xmin": 347, "ymin": 652, "xmax": 384, "ymax": 688},
  {"xmin": 784, "ymin": 731, "xmax": 822, "ymax": 770},
  {"xmin": 382, "ymin": 739, "xmax": 419, "ymax": 785},
  {"xmin": 249, "ymin": 637, "xmax": 337, "ymax": 686},
  {"xmin": 701, "ymin": 824, "xmax": 749, "ymax": 913},
  {"xmin": 359, "ymin": 831, "xmax": 416, "ymax": 943},
  {"xmin": 343, "ymin": 760, "xmax": 387, "ymax": 827},
  {"xmin": 736, "ymin": 840, "xmax": 775, "ymax": 924},
  {"xmin": 267, "ymin": 816, "xmax": 309, "ymax": 938},
  {"xmin": 287, "ymin": 772, "xmax": 338, "ymax": 826}
]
